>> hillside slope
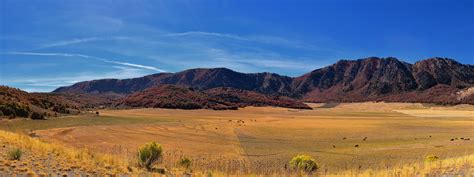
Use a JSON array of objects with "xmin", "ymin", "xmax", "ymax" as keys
[
  {"xmin": 0, "ymin": 86, "xmax": 81, "ymax": 119},
  {"xmin": 116, "ymin": 85, "xmax": 311, "ymax": 110}
]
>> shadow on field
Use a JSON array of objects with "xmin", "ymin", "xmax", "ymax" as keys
[{"xmin": 316, "ymin": 102, "xmax": 340, "ymax": 108}]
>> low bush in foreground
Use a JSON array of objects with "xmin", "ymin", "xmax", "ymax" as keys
[
  {"xmin": 290, "ymin": 155, "xmax": 319, "ymax": 174},
  {"xmin": 138, "ymin": 141, "xmax": 163, "ymax": 171}
]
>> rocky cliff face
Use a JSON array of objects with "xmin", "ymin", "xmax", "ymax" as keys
[
  {"xmin": 412, "ymin": 58, "xmax": 474, "ymax": 90},
  {"xmin": 294, "ymin": 57, "xmax": 473, "ymax": 103},
  {"xmin": 291, "ymin": 57, "xmax": 417, "ymax": 96}
]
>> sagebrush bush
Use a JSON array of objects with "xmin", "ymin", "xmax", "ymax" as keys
[
  {"xmin": 8, "ymin": 148, "xmax": 22, "ymax": 160},
  {"xmin": 178, "ymin": 156, "xmax": 192, "ymax": 171},
  {"xmin": 137, "ymin": 142, "xmax": 163, "ymax": 170},
  {"xmin": 290, "ymin": 155, "xmax": 318, "ymax": 174}
]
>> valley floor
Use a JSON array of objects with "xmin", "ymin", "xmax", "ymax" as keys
[{"xmin": 0, "ymin": 102, "xmax": 473, "ymax": 176}]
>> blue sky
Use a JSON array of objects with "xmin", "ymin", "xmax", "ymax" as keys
[{"xmin": 1, "ymin": 0, "xmax": 473, "ymax": 92}]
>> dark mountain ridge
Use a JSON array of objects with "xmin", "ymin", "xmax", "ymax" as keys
[
  {"xmin": 116, "ymin": 85, "xmax": 311, "ymax": 110},
  {"xmin": 53, "ymin": 57, "xmax": 474, "ymax": 105},
  {"xmin": 54, "ymin": 68, "xmax": 294, "ymax": 96}
]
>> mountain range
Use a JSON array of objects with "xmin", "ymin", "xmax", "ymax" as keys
[
  {"xmin": 2, "ymin": 57, "xmax": 473, "ymax": 119},
  {"xmin": 54, "ymin": 57, "xmax": 474, "ymax": 105}
]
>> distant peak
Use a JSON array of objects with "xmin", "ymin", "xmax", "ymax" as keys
[
  {"xmin": 180, "ymin": 67, "xmax": 234, "ymax": 73},
  {"xmin": 211, "ymin": 67, "xmax": 235, "ymax": 72},
  {"xmin": 335, "ymin": 57, "xmax": 403, "ymax": 65},
  {"xmin": 358, "ymin": 56, "xmax": 382, "ymax": 61},
  {"xmin": 423, "ymin": 57, "xmax": 458, "ymax": 62},
  {"xmin": 415, "ymin": 57, "xmax": 461, "ymax": 66}
]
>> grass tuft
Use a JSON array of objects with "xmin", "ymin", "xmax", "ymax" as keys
[{"xmin": 8, "ymin": 148, "xmax": 22, "ymax": 160}]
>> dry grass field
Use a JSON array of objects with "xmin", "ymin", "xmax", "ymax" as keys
[
  {"xmin": 1, "ymin": 102, "xmax": 473, "ymax": 176},
  {"xmin": 0, "ymin": 130, "xmax": 129, "ymax": 176}
]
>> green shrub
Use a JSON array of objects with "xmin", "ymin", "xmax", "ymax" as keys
[
  {"xmin": 425, "ymin": 155, "xmax": 439, "ymax": 162},
  {"xmin": 8, "ymin": 148, "xmax": 22, "ymax": 160},
  {"xmin": 137, "ymin": 142, "xmax": 163, "ymax": 170},
  {"xmin": 178, "ymin": 156, "xmax": 192, "ymax": 171},
  {"xmin": 290, "ymin": 155, "xmax": 319, "ymax": 174},
  {"xmin": 0, "ymin": 102, "xmax": 29, "ymax": 118},
  {"xmin": 30, "ymin": 112, "xmax": 44, "ymax": 120},
  {"xmin": 52, "ymin": 104, "xmax": 70, "ymax": 114}
]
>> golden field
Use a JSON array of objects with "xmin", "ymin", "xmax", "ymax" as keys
[{"xmin": 0, "ymin": 102, "xmax": 473, "ymax": 176}]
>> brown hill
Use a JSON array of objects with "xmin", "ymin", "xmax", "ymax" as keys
[
  {"xmin": 57, "ymin": 92, "xmax": 124, "ymax": 108},
  {"xmin": 204, "ymin": 87, "xmax": 310, "ymax": 109},
  {"xmin": 53, "ymin": 57, "xmax": 474, "ymax": 105},
  {"xmin": 0, "ymin": 86, "xmax": 82, "ymax": 119},
  {"xmin": 116, "ymin": 85, "xmax": 311, "ymax": 110},
  {"xmin": 117, "ymin": 85, "xmax": 221, "ymax": 109}
]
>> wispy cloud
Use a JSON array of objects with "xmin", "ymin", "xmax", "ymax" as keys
[
  {"xmin": 4, "ymin": 52, "xmax": 166, "ymax": 72},
  {"xmin": 146, "ymin": 47, "xmax": 327, "ymax": 75},
  {"xmin": 39, "ymin": 36, "xmax": 130, "ymax": 48},
  {"xmin": 28, "ymin": 30, "xmax": 338, "ymax": 72},
  {"xmin": 164, "ymin": 31, "xmax": 250, "ymax": 41},
  {"xmin": 205, "ymin": 48, "xmax": 323, "ymax": 71},
  {"xmin": 40, "ymin": 37, "xmax": 98, "ymax": 48},
  {"xmin": 103, "ymin": 60, "xmax": 163, "ymax": 72},
  {"xmin": 163, "ymin": 31, "xmax": 339, "ymax": 52}
]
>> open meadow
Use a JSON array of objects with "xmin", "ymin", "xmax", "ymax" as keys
[{"xmin": 0, "ymin": 102, "xmax": 473, "ymax": 176}]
